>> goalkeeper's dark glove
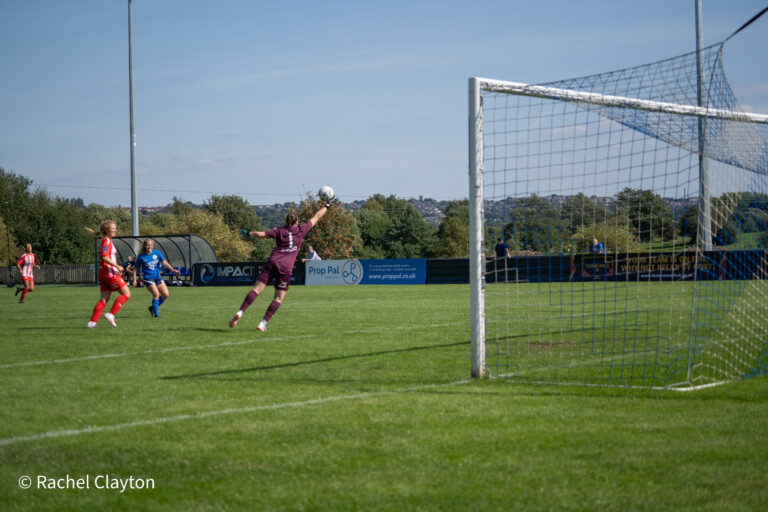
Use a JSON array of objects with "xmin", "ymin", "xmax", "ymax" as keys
[
  {"xmin": 324, "ymin": 197, "xmax": 339, "ymax": 209},
  {"xmin": 240, "ymin": 229, "xmax": 250, "ymax": 238}
]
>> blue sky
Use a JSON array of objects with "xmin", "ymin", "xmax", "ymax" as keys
[{"xmin": 1, "ymin": 1, "xmax": 766, "ymax": 207}]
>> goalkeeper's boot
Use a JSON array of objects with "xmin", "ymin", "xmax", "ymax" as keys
[
  {"xmin": 229, "ymin": 311, "xmax": 242, "ymax": 328},
  {"xmin": 104, "ymin": 312, "xmax": 117, "ymax": 327},
  {"xmin": 256, "ymin": 320, "xmax": 267, "ymax": 332}
]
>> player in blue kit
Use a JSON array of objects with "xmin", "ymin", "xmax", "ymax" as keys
[{"xmin": 129, "ymin": 239, "xmax": 180, "ymax": 317}]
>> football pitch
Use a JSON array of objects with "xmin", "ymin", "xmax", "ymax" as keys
[{"xmin": 1, "ymin": 284, "xmax": 767, "ymax": 510}]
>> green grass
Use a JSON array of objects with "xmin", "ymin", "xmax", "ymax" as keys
[
  {"xmin": 485, "ymin": 279, "xmax": 768, "ymax": 387},
  {"xmin": 638, "ymin": 238, "xmax": 695, "ymax": 252},
  {"xmin": 1, "ymin": 284, "xmax": 767, "ymax": 510},
  {"xmin": 730, "ymin": 231, "xmax": 768, "ymax": 250}
]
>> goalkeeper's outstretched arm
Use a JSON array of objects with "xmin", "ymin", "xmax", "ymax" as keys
[
  {"xmin": 308, "ymin": 197, "xmax": 337, "ymax": 227},
  {"xmin": 241, "ymin": 200, "xmax": 334, "ymax": 238},
  {"xmin": 241, "ymin": 229, "xmax": 267, "ymax": 239},
  {"xmin": 308, "ymin": 205, "xmax": 328, "ymax": 228}
]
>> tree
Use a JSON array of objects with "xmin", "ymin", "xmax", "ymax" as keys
[
  {"xmin": 203, "ymin": 195, "xmax": 261, "ymax": 231},
  {"xmin": 169, "ymin": 196, "xmax": 194, "ymax": 217},
  {"xmin": 679, "ymin": 205, "xmax": 698, "ymax": 242},
  {"xmin": 679, "ymin": 193, "xmax": 768, "ymax": 246},
  {"xmin": 571, "ymin": 218, "xmax": 639, "ymax": 254},
  {"xmin": 355, "ymin": 200, "xmax": 390, "ymax": 258},
  {"xmin": 615, "ymin": 188, "xmax": 674, "ymax": 241},
  {"xmin": 83, "ymin": 203, "xmax": 132, "ymax": 235},
  {"xmin": 435, "ymin": 200, "xmax": 469, "ymax": 257},
  {"xmin": 203, "ymin": 194, "xmax": 272, "ymax": 260},
  {"xmin": 298, "ymin": 196, "xmax": 360, "ymax": 259},
  {"xmin": 2, "ymin": 184, "xmax": 95, "ymax": 264},
  {"xmin": 0, "ymin": 167, "xmax": 33, "ymax": 233},
  {"xmin": 26, "ymin": 192, "xmax": 93, "ymax": 264},
  {"xmin": 355, "ymin": 194, "xmax": 436, "ymax": 258},
  {"xmin": 713, "ymin": 222, "xmax": 737, "ymax": 246},
  {"xmin": 504, "ymin": 195, "xmax": 569, "ymax": 253},
  {"xmin": 164, "ymin": 207, "xmax": 253, "ymax": 262},
  {"xmin": 0, "ymin": 217, "xmax": 20, "ymax": 269},
  {"xmin": 0, "ymin": 167, "xmax": 33, "ymax": 262},
  {"xmin": 560, "ymin": 193, "xmax": 607, "ymax": 233}
]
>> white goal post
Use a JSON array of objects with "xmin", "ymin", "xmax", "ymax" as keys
[{"xmin": 468, "ymin": 74, "xmax": 768, "ymax": 385}]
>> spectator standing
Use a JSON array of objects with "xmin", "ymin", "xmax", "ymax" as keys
[{"xmin": 494, "ymin": 238, "xmax": 511, "ymax": 258}]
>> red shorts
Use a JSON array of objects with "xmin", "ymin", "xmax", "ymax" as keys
[
  {"xmin": 257, "ymin": 261, "xmax": 291, "ymax": 291},
  {"xmin": 21, "ymin": 276, "xmax": 34, "ymax": 282},
  {"xmin": 99, "ymin": 273, "xmax": 127, "ymax": 292}
]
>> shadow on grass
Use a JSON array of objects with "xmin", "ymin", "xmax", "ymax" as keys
[{"xmin": 161, "ymin": 340, "xmax": 470, "ymax": 380}]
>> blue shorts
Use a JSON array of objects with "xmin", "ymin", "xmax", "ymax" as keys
[{"xmin": 143, "ymin": 276, "xmax": 165, "ymax": 287}]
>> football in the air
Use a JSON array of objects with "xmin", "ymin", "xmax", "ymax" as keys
[{"xmin": 318, "ymin": 185, "xmax": 335, "ymax": 202}]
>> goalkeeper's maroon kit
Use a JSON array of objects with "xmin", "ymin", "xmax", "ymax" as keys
[
  {"xmin": 229, "ymin": 202, "xmax": 329, "ymax": 331},
  {"xmin": 257, "ymin": 220, "xmax": 314, "ymax": 291}
]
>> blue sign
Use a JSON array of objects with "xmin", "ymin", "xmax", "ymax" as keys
[
  {"xmin": 194, "ymin": 262, "xmax": 258, "ymax": 286},
  {"xmin": 359, "ymin": 259, "xmax": 426, "ymax": 285},
  {"xmin": 305, "ymin": 259, "xmax": 427, "ymax": 285},
  {"xmin": 193, "ymin": 262, "xmax": 302, "ymax": 286}
]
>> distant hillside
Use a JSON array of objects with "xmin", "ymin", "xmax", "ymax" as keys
[{"xmin": 141, "ymin": 195, "xmax": 698, "ymax": 229}]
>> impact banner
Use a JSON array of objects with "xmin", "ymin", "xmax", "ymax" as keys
[
  {"xmin": 305, "ymin": 259, "xmax": 427, "ymax": 285},
  {"xmin": 192, "ymin": 262, "xmax": 304, "ymax": 286},
  {"xmin": 193, "ymin": 262, "xmax": 258, "ymax": 286}
]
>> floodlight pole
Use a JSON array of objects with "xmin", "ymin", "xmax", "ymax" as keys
[
  {"xmin": 128, "ymin": 0, "xmax": 139, "ymax": 236},
  {"xmin": 695, "ymin": 0, "xmax": 712, "ymax": 251}
]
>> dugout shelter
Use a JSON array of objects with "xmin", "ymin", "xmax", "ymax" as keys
[{"xmin": 93, "ymin": 235, "xmax": 217, "ymax": 282}]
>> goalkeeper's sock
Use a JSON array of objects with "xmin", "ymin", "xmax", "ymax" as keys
[
  {"xmin": 263, "ymin": 300, "xmax": 281, "ymax": 322},
  {"xmin": 90, "ymin": 300, "xmax": 107, "ymax": 323},
  {"xmin": 239, "ymin": 289, "xmax": 259, "ymax": 311}
]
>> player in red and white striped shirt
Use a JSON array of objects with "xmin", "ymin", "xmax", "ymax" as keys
[
  {"xmin": 87, "ymin": 220, "xmax": 131, "ymax": 328},
  {"xmin": 15, "ymin": 243, "xmax": 40, "ymax": 303}
]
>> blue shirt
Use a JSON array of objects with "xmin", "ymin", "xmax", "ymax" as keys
[
  {"xmin": 133, "ymin": 250, "xmax": 166, "ymax": 280},
  {"xmin": 589, "ymin": 242, "xmax": 604, "ymax": 255}
]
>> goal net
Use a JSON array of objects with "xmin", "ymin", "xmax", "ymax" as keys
[{"xmin": 469, "ymin": 42, "xmax": 768, "ymax": 389}]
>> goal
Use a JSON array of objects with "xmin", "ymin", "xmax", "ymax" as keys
[{"xmin": 468, "ymin": 43, "xmax": 768, "ymax": 389}]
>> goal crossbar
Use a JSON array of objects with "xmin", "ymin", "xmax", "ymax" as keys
[{"xmin": 475, "ymin": 78, "xmax": 768, "ymax": 125}]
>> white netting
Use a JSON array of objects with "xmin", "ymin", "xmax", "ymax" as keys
[{"xmin": 473, "ymin": 42, "xmax": 768, "ymax": 388}]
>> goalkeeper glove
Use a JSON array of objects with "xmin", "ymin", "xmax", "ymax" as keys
[
  {"xmin": 240, "ymin": 229, "xmax": 250, "ymax": 238},
  {"xmin": 325, "ymin": 197, "xmax": 339, "ymax": 209}
]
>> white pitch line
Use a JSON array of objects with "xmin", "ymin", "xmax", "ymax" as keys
[
  {"xmin": 0, "ymin": 352, "xmax": 129, "ymax": 368},
  {"xmin": 0, "ymin": 340, "xmax": 262, "ymax": 369},
  {"xmin": 0, "ymin": 379, "xmax": 471, "ymax": 447},
  {"xmin": 0, "ymin": 322, "xmax": 465, "ymax": 369}
]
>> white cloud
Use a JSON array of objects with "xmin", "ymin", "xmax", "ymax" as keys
[{"xmin": 196, "ymin": 159, "xmax": 223, "ymax": 168}]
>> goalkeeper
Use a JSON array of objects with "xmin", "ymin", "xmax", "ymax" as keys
[{"xmin": 229, "ymin": 196, "xmax": 334, "ymax": 331}]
